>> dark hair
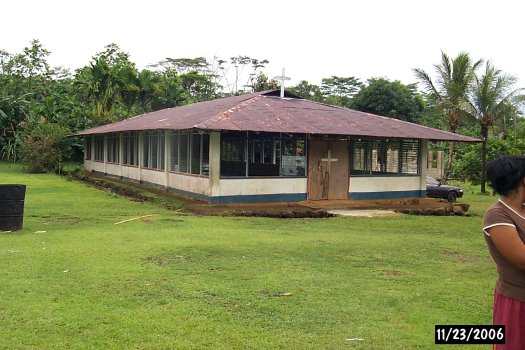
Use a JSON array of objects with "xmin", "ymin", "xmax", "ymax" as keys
[{"xmin": 486, "ymin": 156, "xmax": 525, "ymax": 196}]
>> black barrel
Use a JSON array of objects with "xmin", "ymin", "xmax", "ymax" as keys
[{"xmin": 0, "ymin": 184, "xmax": 26, "ymax": 231}]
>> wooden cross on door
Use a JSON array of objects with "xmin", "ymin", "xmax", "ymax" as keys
[{"xmin": 320, "ymin": 149, "xmax": 338, "ymax": 173}]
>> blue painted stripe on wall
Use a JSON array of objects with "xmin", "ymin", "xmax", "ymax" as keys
[
  {"xmin": 349, "ymin": 190, "xmax": 425, "ymax": 200},
  {"xmin": 166, "ymin": 187, "xmax": 210, "ymax": 202}
]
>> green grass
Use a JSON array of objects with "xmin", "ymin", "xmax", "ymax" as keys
[{"xmin": 0, "ymin": 162, "xmax": 496, "ymax": 349}]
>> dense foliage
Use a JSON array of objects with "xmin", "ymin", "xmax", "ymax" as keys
[
  {"xmin": 0, "ymin": 41, "xmax": 271, "ymax": 172},
  {"xmin": 0, "ymin": 40, "xmax": 523, "ymax": 186},
  {"xmin": 351, "ymin": 78, "xmax": 425, "ymax": 123}
]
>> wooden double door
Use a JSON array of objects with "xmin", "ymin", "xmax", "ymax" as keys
[{"xmin": 308, "ymin": 140, "xmax": 350, "ymax": 200}]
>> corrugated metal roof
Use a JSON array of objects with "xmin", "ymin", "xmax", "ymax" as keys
[{"xmin": 77, "ymin": 90, "xmax": 479, "ymax": 142}]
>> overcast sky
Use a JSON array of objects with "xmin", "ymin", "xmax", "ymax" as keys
[{"xmin": 3, "ymin": 0, "xmax": 524, "ymax": 90}]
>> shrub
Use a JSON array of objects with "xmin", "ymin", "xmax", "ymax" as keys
[{"xmin": 19, "ymin": 120, "xmax": 72, "ymax": 173}]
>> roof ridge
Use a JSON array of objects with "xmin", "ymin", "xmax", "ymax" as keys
[{"xmin": 193, "ymin": 94, "xmax": 265, "ymax": 130}]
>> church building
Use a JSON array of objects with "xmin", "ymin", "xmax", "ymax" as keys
[{"xmin": 78, "ymin": 90, "xmax": 477, "ymax": 203}]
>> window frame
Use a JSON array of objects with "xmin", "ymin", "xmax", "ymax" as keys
[
  {"xmin": 169, "ymin": 130, "xmax": 210, "ymax": 177},
  {"xmin": 350, "ymin": 138, "xmax": 421, "ymax": 177},
  {"xmin": 220, "ymin": 132, "xmax": 308, "ymax": 178},
  {"xmin": 123, "ymin": 132, "xmax": 139, "ymax": 166},
  {"xmin": 142, "ymin": 130, "xmax": 165, "ymax": 170},
  {"xmin": 94, "ymin": 135, "xmax": 105, "ymax": 162},
  {"xmin": 85, "ymin": 136, "xmax": 92, "ymax": 160}
]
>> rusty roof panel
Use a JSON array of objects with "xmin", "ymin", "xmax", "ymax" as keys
[{"xmin": 78, "ymin": 91, "xmax": 479, "ymax": 142}]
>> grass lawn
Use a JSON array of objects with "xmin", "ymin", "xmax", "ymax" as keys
[{"xmin": 0, "ymin": 162, "xmax": 497, "ymax": 349}]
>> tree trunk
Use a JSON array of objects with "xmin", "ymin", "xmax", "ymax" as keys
[
  {"xmin": 480, "ymin": 124, "xmax": 489, "ymax": 194},
  {"xmin": 445, "ymin": 141, "xmax": 454, "ymax": 180},
  {"xmin": 445, "ymin": 113, "xmax": 458, "ymax": 180}
]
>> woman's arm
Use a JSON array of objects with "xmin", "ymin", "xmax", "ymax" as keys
[{"xmin": 489, "ymin": 225, "xmax": 525, "ymax": 269}]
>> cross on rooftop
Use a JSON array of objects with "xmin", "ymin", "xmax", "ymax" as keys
[{"xmin": 274, "ymin": 68, "xmax": 291, "ymax": 98}]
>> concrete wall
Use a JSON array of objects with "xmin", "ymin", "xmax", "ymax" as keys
[
  {"xmin": 427, "ymin": 150, "xmax": 444, "ymax": 179},
  {"xmin": 121, "ymin": 166, "xmax": 140, "ymax": 182},
  {"xmin": 349, "ymin": 176, "xmax": 424, "ymax": 199},
  {"xmin": 169, "ymin": 173, "xmax": 210, "ymax": 197},
  {"xmin": 213, "ymin": 177, "xmax": 307, "ymax": 203},
  {"xmin": 350, "ymin": 176, "xmax": 421, "ymax": 192},
  {"xmin": 141, "ymin": 168, "xmax": 166, "ymax": 187},
  {"xmin": 208, "ymin": 131, "xmax": 221, "ymax": 197},
  {"xmin": 86, "ymin": 160, "xmax": 104, "ymax": 173},
  {"xmin": 219, "ymin": 178, "xmax": 306, "ymax": 196}
]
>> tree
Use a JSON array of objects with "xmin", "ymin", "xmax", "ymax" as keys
[
  {"xmin": 351, "ymin": 78, "xmax": 425, "ymax": 123},
  {"xmin": 75, "ymin": 44, "xmax": 139, "ymax": 124},
  {"xmin": 463, "ymin": 62, "xmax": 525, "ymax": 193},
  {"xmin": 153, "ymin": 57, "xmax": 220, "ymax": 101},
  {"xmin": 217, "ymin": 56, "xmax": 269, "ymax": 95},
  {"xmin": 0, "ymin": 40, "xmax": 68, "ymax": 161},
  {"xmin": 149, "ymin": 72, "xmax": 188, "ymax": 111},
  {"xmin": 413, "ymin": 51, "xmax": 482, "ymax": 178},
  {"xmin": 116, "ymin": 64, "xmax": 140, "ymax": 117},
  {"xmin": 77, "ymin": 57, "xmax": 119, "ymax": 123},
  {"xmin": 452, "ymin": 136, "xmax": 525, "ymax": 185},
  {"xmin": 321, "ymin": 76, "xmax": 362, "ymax": 107},
  {"xmin": 251, "ymin": 72, "xmax": 278, "ymax": 92},
  {"xmin": 288, "ymin": 80, "xmax": 324, "ymax": 102}
]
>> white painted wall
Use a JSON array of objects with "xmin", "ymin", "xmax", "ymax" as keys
[
  {"xmin": 141, "ymin": 168, "xmax": 167, "ymax": 187},
  {"xmin": 169, "ymin": 173, "xmax": 209, "ymax": 196},
  {"xmin": 349, "ymin": 176, "xmax": 422, "ymax": 193},
  {"xmin": 218, "ymin": 178, "xmax": 307, "ymax": 196},
  {"xmin": 121, "ymin": 166, "xmax": 140, "ymax": 181},
  {"xmin": 87, "ymin": 160, "xmax": 105, "ymax": 173},
  {"xmin": 84, "ymin": 159, "xmax": 93, "ymax": 172},
  {"xmin": 209, "ymin": 131, "xmax": 221, "ymax": 197},
  {"xmin": 105, "ymin": 163, "xmax": 120, "ymax": 175}
]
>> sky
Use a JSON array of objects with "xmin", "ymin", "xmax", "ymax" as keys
[{"xmin": 3, "ymin": 0, "xmax": 525, "ymax": 90}]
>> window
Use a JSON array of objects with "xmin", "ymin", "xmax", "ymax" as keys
[
  {"xmin": 220, "ymin": 132, "xmax": 307, "ymax": 177},
  {"xmin": 221, "ymin": 133, "xmax": 246, "ymax": 176},
  {"xmin": 170, "ymin": 132, "xmax": 180, "ymax": 172},
  {"xmin": 350, "ymin": 139, "xmax": 420, "ymax": 176},
  {"xmin": 351, "ymin": 140, "xmax": 372, "ymax": 175},
  {"xmin": 170, "ymin": 131, "xmax": 209, "ymax": 176},
  {"xmin": 201, "ymin": 134, "xmax": 210, "ymax": 176},
  {"xmin": 281, "ymin": 139, "xmax": 306, "ymax": 176},
  {"xmin": 94, "ymin": 135, "xmax": 104, "ymax": 161},
  {"xmin": 248, "ymin": 134, "xmax": 280, "ymax": 176},
  {"xmin": 143, "ymin": 130, "xmax": 165, "ymax": 170},
  {"xmin": 85, "ymin": 137, "xmax": 92, "ymax": 160},
  {"xmin": 191, "ymin": 133, "xmax": 201, "ymax": 174},
  {"xmin": 400, "ymin": 140, "xmax": 419, "ymax": 174},
  {"xmin": 107, "ymin": 134, "xmax": 120, "ymax": 164},
  {"xmin": 179, "ymin": 133, "xmax": 189, "ymax": 173},
  {"xmin": 374, "ymin": 140, "xmax": 398, "ymax": 174},
  {"xmin": 123, "ymin": 132, "xmax": 139, "ymax": 166}
]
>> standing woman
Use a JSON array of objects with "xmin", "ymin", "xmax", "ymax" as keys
[{"xmin": 484, "ymin": 156, "xmax": 525, "ymax": 349}]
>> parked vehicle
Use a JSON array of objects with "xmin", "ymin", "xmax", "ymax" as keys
[{"xmin": 426, "ymin": 176, "xmax": 463, "ymax": 202}]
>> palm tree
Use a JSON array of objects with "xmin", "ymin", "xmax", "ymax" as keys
[
  {"xmin": 76, "ymin": 58, "xmax": 120, "ymax": 125},
  {"xmin": 137, "ymin": 69, "xmax": 160, "ymax": 113},
  {"xmin": 413, "ymin": 52, "xmax": 482, "ymax": 178},
  {"xmin": 464, "ymin": 62, "xmax": 525, "ymax": 193}
]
